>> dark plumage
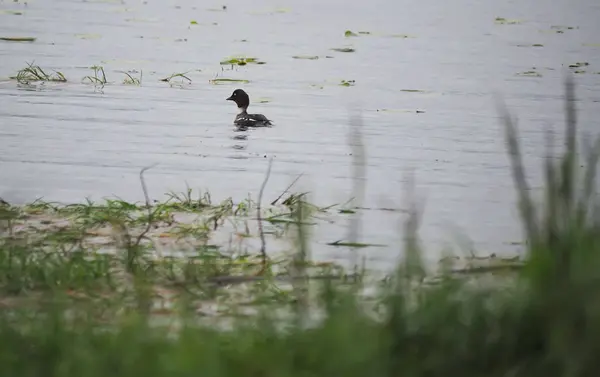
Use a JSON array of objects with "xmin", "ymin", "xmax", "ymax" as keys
[{"xmin": 226, "ymin": 89, "xmax": 273, "ymax": 127}]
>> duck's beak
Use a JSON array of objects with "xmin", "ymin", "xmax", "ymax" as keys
[{"xmin": 226, "ymin": 95, "xmax": 234, "ymax": 101}]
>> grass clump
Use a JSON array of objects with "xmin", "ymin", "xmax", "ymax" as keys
[
  {"xmin": 11, "ymin": 62, "xmax": 67, "ymax": 84},
  {"xmin": 119, "ymin": 70, "xmax": 142, "ymax": 85},
  {"xmin": 82, "ymin": 65, "xmax": 107, "ymax": 85},
  {"xmin": 0, "ymin": 76, "xmax": 599, "ymax": 376}
]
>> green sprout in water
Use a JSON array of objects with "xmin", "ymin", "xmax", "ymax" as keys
[
  {"xmin": 82, "ymin": 65, "xmax": 107, "ymax": 85},
  {"xmin": 12, "ymin": 62, "xmax": 67, "ymax": 84},
  {"xmin": 119, "ymin": 70, "xmax": 142, "ymax": 85},
  {"xmin": 159, "ymin": 70, "xmax": 200, "ymax": 86}
]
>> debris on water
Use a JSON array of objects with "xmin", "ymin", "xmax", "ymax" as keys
[
  {"xmin": 330, "ymin": 47, "xmax": 355, "ymax": 53},
  {"xmin": 292, "ymin": 55, "xmax": 319, "ymax": 60},
  {"xmin": 0, "ymin": 36, "xmax": 35, "ymax": 42},
  {"xmin": 494, "ymin": 17, "xmax": 522, "ymax": 25},
  {"xmin": 568, "ymin": 62, "xmax": 589, "ymax": 68},
  {"xmin": 550, "ymin": 25, "xmax": 578, "ymax": 31},
  {"xmin": 344, "ymin": 30, "xmax": 371, "ymax": 37},
  {"xmin": 515, "ymin": 43, "xmax": 544, "ymax": 48},
  {"xmin": 326, "ymin": 240, "xmax": 386, "ymax": 248},
  {"xmin": 400, "ymin": 89, "xmax": 427, "ymax": 93},
  {"xmin": 516, "ymin": 70, "xmax": 542, "ymax": 77},
  {"xmin": 0, "ymin": 10, "xmax": 23, "ymax": 15},
  {"xmin": 209, "ymin": 78, "xmax": 250, "ymax": 85},
  {"xmin": 375, "ymin": 109, "xmax": 425, "ymax": 114},
  {"xmin": 190, "ymin": 20, "xmax": 198, "ymax": 24},
  {"xmin": 340, "ymin": 80, "xmax": 355, "ymax": 87}
]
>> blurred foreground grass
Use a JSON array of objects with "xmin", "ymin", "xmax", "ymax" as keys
[{"xmin": 0, "ymin": 77, "xmax": 598, "ymax": 376}]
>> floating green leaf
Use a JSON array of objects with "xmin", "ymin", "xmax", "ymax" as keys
[
  {"xmin": 190, "ymin": 20, "xmax": 198, "ymax": 25},
  {"xmin": 340, "ymin": 80, "xmax": 355, "ymax": 87},
  {"xmin": 209, "ymin": 78, "xmax": 250, "ymax": 85},
  {"xmin": 0, "ymin": 36, "xmax": 35, "ymax": 42},
  {"xmin": 220, "ymin": 56, "xmax": 266, "ymax": 66},
  {"xmin": 292, "ymin": 55, "xmax": 319, "ymax": 60},
  {"xmin": 344, "ymin": 30, "xmax": 358, "ymax": 37},
  {"xmin": 331, "ymin": 47, "xmax": 355, "ymax": 53}
]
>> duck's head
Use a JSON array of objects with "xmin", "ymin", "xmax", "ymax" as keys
[{"xmin": 226, "ymin": 89, "xmax": 250, "ymax": 109}]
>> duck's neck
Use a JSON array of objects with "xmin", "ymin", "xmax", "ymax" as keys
[{"xmin": 238, "ymin": 106, "xmax": 248, "ymax": 114}]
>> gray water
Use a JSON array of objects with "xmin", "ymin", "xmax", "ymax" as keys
[{"xmin": 1, "ymin": 0, "xmax": 599, "ymax": 269}]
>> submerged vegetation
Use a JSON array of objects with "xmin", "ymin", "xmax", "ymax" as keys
[{"xmin": 0, "ymin": 77, "xmax": 599, "ymax": 375}]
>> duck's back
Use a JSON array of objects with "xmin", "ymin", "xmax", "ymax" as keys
[{"xmin": 234, "ymin": 112, "xmax": 272, "ymax": 127}]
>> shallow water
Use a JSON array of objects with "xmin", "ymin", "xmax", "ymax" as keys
[{"xmin": 1, "ymin": 0, "xmax": 599, "ymax": 270}]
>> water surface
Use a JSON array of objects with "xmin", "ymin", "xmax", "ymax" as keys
[{"xmin": 1, "ymin": 0, "xmax": 600, "ymax": 269}]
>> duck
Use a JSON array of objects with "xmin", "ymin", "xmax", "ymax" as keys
[{"xmin": 226, "ymin": 89, "xmax": 273, "ymax": 127}]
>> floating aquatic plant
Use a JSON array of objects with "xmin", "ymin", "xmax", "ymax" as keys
[
  {"xmin": 516, "ymin": 70, "xmax": 542, "ymax": 77},
  {"xmin": 82, "ymin": 65, "xmax": 107, "ymax": 85},
  {"xmin": 209, "ymin": 78, "xmax": 250, "ymax": 85},
  {"xmin": 220, "ymin": 56, "xmax": 266, "ymax": 66},
  {"xmin": 568, "ymin": 62, "xmax": 589, "ymax": 68},
  {"xmin": 340, "ymin": 80, "xmax": 355, "ymax": 87},
  {"xmin": 292, "ymin": 55, "xmax": 319, "ymax": 60},
  {"xmin": 330, "ymin": 47, "xmax": 355, "ymax": 53},
  {"xmin": 0, "ymin": 36, "xmax": 35, "ymax": 42},
  {"xmin": 344, "ymin": 30, "xmax": 370, "ymax": 37},
  {"xmin": 12, "ymin": 62, "xmax": 66, "ymax": 84},
  {"xmin": 516, "ymin": 43, "xmax": 544, "ymax": 48}
]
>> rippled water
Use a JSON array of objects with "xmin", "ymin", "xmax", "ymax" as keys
[{"xmin": 1, "ymin": 0, "xmax": 599, "ymax": 269}]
